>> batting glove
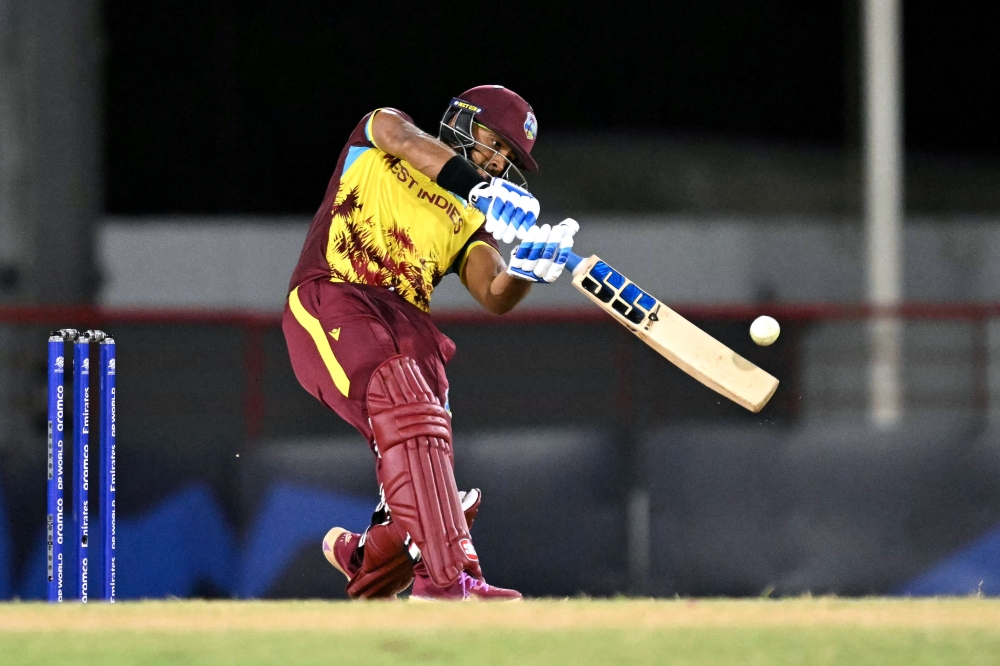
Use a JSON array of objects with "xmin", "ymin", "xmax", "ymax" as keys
[
  {"xmin": 507, "ymin": 219, "xmax": 579, "ymax": 283},
  {"xmin": 470, "ymin": 178, "xmax": 540, "ymax": 244}
]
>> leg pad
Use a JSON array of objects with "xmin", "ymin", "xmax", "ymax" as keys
[
  {"xmin": 346, "ymin": 521, "xmax": 414, "ymax": 599},
  {"xmin": 369, "ymin": 356, "xmax": 480, "ymax": 587}
]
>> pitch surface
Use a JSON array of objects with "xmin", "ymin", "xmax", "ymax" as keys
[{"xmin": 2, "ymin": 598, "xmax": 998, "ymax": 665}]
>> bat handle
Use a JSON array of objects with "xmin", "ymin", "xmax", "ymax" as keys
[{"xmin": 566, "ymin": 251, "xmax": 584, "ymax": 273}]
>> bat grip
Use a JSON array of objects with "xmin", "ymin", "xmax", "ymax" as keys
[{"xmin": 565, "ymin": 251, "xmax": 583, "ymax": 273}]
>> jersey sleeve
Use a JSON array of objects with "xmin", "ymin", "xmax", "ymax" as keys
[
  {"xmin": 347, "ymin": 108, "xmax": 415, "ymax": 152},
  {"xmin": 446, "ymin": 224, "xmax": 501, "ymax": 283}
]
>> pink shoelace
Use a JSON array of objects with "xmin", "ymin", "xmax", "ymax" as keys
[{"xmin": 459, "ymin": 572, "xmax": 490, "ymax": 598}]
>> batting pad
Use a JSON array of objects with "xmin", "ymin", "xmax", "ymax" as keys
[
  {"xmin": 346, "ymin": 520, "xmax": 414, "ymax": 599},
  {"xmin": 368, "ymin": 356, "xmax": 480, "ymax": 588}
]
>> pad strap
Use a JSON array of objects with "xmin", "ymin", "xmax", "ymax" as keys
[{"xmin": 369, "ymin": 356, "xmax": 481, "ymax": 587}]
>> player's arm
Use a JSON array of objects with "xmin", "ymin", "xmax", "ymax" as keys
[
  {"xmin": 461, "ymin": 244, "xmax": 532, "ymax": 316},
  {"xmin": 369, "ymin": 109, "xmax": 455, "ymax": 180}
]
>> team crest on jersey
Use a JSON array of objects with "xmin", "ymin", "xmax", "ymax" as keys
[{"xmin": 524, "ymin": 112, "xmax": 537, "ymax": 141}]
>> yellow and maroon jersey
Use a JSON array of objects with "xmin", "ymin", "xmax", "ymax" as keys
[{"xmin": 289, "ymin": 109, "xmax": 499, "ymax": 312}]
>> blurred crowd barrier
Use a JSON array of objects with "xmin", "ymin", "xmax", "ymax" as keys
[
  {"xmin": 0, "ymin": 304, "xmax": 998, "ymax": 599},
  {"xmin": 97, "ymin": 217, "xmax": 1000, "ymax": 310}
]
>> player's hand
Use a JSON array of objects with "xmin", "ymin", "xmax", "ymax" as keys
[
  {"xmin": 506, "ymin": 219, "xmax": 579, "ymax": 283},
  {"xmin": 470, "ymin": 178, "xmax": 539, "ymax": 244}
]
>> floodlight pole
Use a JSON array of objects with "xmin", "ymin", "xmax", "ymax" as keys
[
  {"xmin": 0, "ymin": 0, "xmax": 102, "ymax": 306},
  {"xmin": 863, "ymin": 0, "xmax": 903, "ymax": 428}
]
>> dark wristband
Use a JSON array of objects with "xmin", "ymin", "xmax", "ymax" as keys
[{"xmin": 437, "ymin": 155, "xmax": 488, "ymax": 199}]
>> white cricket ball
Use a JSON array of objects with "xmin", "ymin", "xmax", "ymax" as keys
[{"xmin": 750, "ymin": 315, "xmax": 780, "ymax": 346}]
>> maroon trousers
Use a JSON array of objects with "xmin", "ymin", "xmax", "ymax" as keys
[{"xmin": 282, "ymin": 279, "xmax": 456, "ymax": 448}]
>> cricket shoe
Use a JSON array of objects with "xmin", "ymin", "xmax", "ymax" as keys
[
  {"xmin": 410, "ymin": 570, "xmax": 522, "ymax": 602},
  {"xmin": 322, "ymin": 527, "xmax": 361, "ymax": 580}
]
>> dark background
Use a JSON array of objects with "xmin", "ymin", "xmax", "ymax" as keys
[{"xmin": 105, "ymin": 1, "xmax": 1000, "ymax": 214}]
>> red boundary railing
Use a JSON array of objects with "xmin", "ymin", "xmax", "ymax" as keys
[
  {"xmin": 2, "ymin": 303, "xmax": 995, "ymax": 438},
  {"xmin": 3, "ymin": 302, "xmax": 1000, "ymax": 328}
]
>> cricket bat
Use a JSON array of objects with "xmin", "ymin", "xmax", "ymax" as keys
[{"xmin": 565, "ymin": 252, "xmax": 779, "ymax": 412}]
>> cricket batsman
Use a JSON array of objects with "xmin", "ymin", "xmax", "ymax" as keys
[{"xmin": 283, "ymin": 85, "xmax": 578, "ymax": 600}]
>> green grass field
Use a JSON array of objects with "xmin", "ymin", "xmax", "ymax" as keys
[{"xmin": 2, "ymin": 598, "xmax": 999, "ymax": 665}]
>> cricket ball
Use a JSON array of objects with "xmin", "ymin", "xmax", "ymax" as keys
[{"xmin": 750, "ymin": 315, "xmax": 780, "ymax": 346}]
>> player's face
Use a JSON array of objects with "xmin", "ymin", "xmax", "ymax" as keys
[{"xmin": 469, "ymin": 123, "xmax": 518, "ymax": 178}]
